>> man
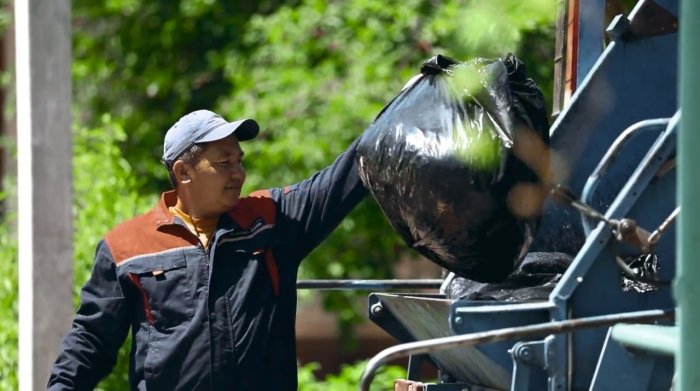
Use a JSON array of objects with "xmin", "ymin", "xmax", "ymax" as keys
[{"xmin": 48, "ymin": 110, "xmax": 368, "ymax": 390}]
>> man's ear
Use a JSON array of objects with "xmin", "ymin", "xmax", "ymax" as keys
[{"xmin": 172, "ymin": 160, "xmax": 192, "ymax": 184}]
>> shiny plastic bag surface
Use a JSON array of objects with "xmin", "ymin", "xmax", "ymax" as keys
[
  {"xmin": 357, "ymin": 54, "xmax": 549, "ymax": 282},
  {"xmin": 441, "ymin": 252, "xmax": 573, "ymax": 301}
]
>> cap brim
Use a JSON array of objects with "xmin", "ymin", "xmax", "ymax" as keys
[{"xmin": 198, "ymin": 118, "xmax": 260, "ymax": 144}]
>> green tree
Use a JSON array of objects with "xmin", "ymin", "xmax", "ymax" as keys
[
  {"xmin": 0, "ymin": 0, "xmax": 558, "ymax": 387},
  {"xmin": 70, "ymin": 0, "xmax": 559, "ymax": 388},
  {"xmin": 0, "ymin": 203, "xmax": 18, "ymax": 390}
]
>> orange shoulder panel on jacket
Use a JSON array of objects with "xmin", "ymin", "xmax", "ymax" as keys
[
  {"xmin": 228, "ymin": 190, "xmax": 277, "ymax": 229},
  {"xmin": 104, "ymin": 210, "xmax": 197, "ymax": 265}
]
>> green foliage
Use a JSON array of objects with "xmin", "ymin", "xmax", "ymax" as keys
[
  {"xmin": 73, "ymin": 0, "xmax": 556, "ymax": 337},
  {"xmin": 72, "ymin": 0, "xmax": 299, "ymax": 192},
  {"xmin": 452, "ymin": 124, "xmax": 502, "ymax": 171},
  {"xmin": 72, "ymin": 115, "xmax": 156, "ymax": 390},
  {"xmin": 298, "ymin": 360, "xmax": 406, "ymax": 391},
  {"xmin": 68, "ymin": 0, "xmax": 557, "ymax": 387},
  {"xmin": 205, "ymin": 0, "xmax": 556, "ymax": 334},
  {"xmin": 0, "ymin": 0, "xmax": 556, "ymax": 388},
  {"xmin": 0, "ymin": 194, "xmax": 18, "ymax": 390},
  {"xmin": 72, "ymin": 115, "xmax": 156, "ymax": 295},
  {"xmin": 0, "ymin": 2, "xmax": 17, "ymax": 385}
]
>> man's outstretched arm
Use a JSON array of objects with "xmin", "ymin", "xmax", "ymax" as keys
[{"xmin": 267, "ymin": 137, "xmax": 368, "ymax": 263}]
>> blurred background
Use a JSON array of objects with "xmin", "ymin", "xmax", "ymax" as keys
[{"xmin": 0, "ymin": 0, "xmax": 641, "ymax": 389}]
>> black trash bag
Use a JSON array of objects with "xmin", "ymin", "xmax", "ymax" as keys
[
  {"xmin": 441, "ymin": 252, "xmax": 573, "ymax": 301},
  {"xmin": 357, "ymin": 54, "xmax": 550, "ymax": 282}
]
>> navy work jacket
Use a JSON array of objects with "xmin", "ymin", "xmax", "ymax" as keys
[{"xmin": 48, "ymin": 139, "xmax": 367, "ymax": 390}]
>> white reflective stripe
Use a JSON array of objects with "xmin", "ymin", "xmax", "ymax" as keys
[
  {"xmin": 217, "ymin": 224, "xmax": 274, "ymax": 246},
  {"xmin": 117, "ymin": 245, "xmax": 198, "ymax": 268}
]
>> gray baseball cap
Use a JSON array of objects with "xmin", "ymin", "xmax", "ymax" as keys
[{"xmin": 162, "ymin": 109, "xmax": 259, "ymax": 164}]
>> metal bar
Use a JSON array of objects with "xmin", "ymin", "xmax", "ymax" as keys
[
  {"xmin": 454, "ymin": 301, "xmax": 555, "ymax": 314},
  {"xmin": 551, "ymin": 112, "xmax": 679, "ymax": 304},
  {"xmin": 648, "ymin": 206, "xmax": 680, "ymax": 247},
  {"xmin": 550, "ymin": 184, "xmax": 609, "ymax": 225},
  {"xmin": 678, "ymin": 0, "xmax": 700, "ymax": 388},
  {"xmin": 358, "ymin": 309, "xmax": 673, "ymax": 391},
  {"xmin": 580, "ymin": 118, "xmax": 669, "ymax": 234},
  {"xmin": 406, "ymin": 354, "xmax": 423, "ymax": 381},
  {"xmin": 611, "ymin": 324, "xmax": 677, "ymax": 356},
  {"xmin": 296, "ymin": 279, "xmax": 443, "ymax": 290},
  {"xmin": 552, "ymin": 0, "xmax": 568, "ymax": 117},
  {"xmin": 591, "ymin": 328, "xmax": 655, "ymax": 390}
]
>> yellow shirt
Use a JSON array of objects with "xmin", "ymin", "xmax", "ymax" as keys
[{"xmin": 169, "ymin": 206, "xmax": 219, "ymax": 248}]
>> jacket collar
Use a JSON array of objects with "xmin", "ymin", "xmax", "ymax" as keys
[
  {"xmin": 152, "ymin": 190, "xmax": 240, "ymax": 232},
  {"xmin": 153, "ymin": 190, "xmax": 179, "ymax": 228}
]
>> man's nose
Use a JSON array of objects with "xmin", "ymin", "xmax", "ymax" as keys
[{"xmin": 231, "ymin": 164, "xmax": 245, "ymax": 181}]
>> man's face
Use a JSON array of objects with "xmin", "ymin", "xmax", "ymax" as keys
[{"xmin": 185, "ymin": 135, "xmax": 246, "ymax": 217}]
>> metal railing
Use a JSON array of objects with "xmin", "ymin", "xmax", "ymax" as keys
[
  {"xmin": 296, "ymin": 279, "xmax": 443, "ymax": 290},
  {"xmin": 359, "ymin": 309, "xmax": 674, "ymax": 391}
]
